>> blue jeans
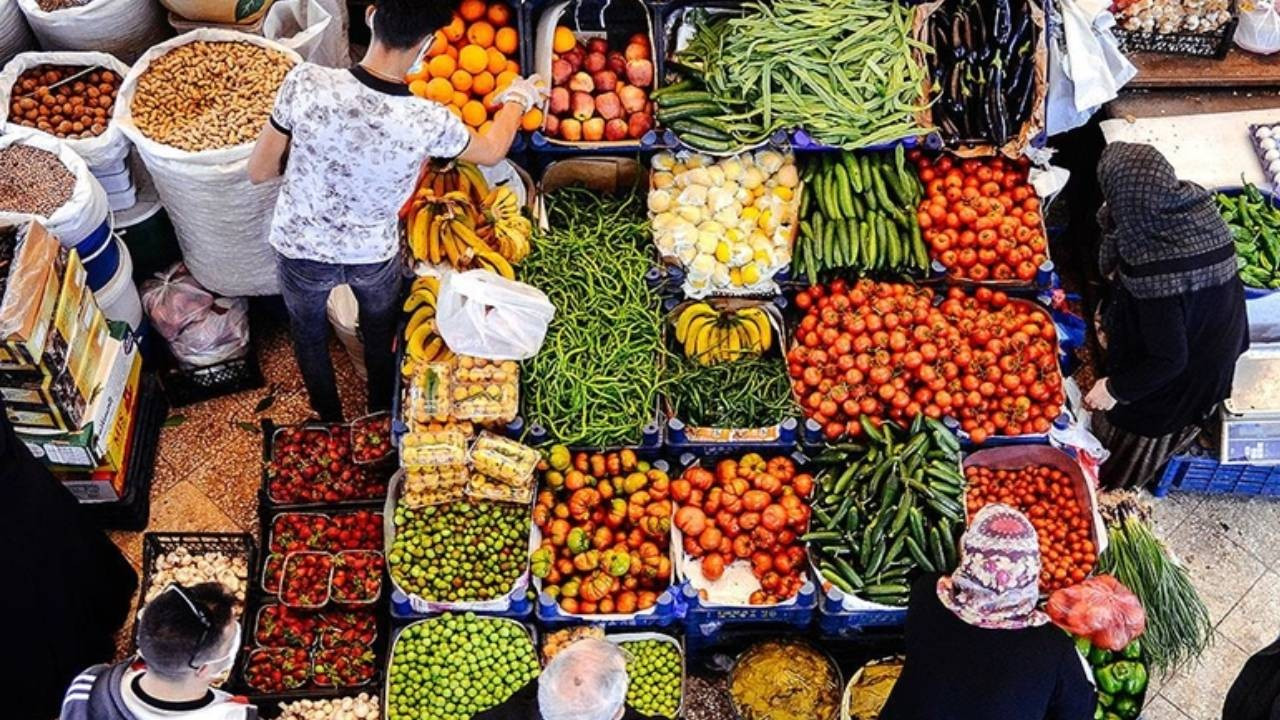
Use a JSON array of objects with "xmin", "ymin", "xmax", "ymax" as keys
[{"xmin": 275, "ymin": 252, "xmax": 403, "ymax": 422}]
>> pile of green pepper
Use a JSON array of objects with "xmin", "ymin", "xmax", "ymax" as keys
[
  {"xmin": 1215, "ymin": 184, "xmax": 1280, "ymax": 290},
  {"xmin": 1077, "ymin": 638, "xmax": 1148, "ymax": 720}
]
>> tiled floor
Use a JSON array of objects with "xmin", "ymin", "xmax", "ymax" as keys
[{"xmin": 103, "ymin": 322, "xmax": 1277, "ymax": 720}]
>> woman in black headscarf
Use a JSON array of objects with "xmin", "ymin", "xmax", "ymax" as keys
[{"xmin": 1084, "ymin": 142, "xmax": 1249, "ymax": 489}]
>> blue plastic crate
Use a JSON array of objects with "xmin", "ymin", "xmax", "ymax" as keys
[
  {"xmin": 389, "ymin": 587, "xmax": 534, "ymax": 621},
  {"xmin": 535, "ymin": 588, "xmax": 686, "ymax": 628},
  {"xmin": 680, "ymin": 580, "xmax": 818, "ymax": 638},
  {"xmin": 1153, "ymin": 455, "xmax": 1280, "ymax": 497}
]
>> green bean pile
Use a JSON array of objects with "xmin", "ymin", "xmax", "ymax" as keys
[
  {"xmin": 521, "ymin": 187, "xmax": 666, "ymax": 447},
  {"xmin": 693, "ymin": 0, "xmax": 931, "ymax": 149},
  {"xmin": 665, "ymin": 354, "xmax": 797, "ymax": 429}
]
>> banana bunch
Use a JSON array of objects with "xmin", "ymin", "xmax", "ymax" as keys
[
  {"xmin": 405, "ymin": 162, "xmax": 532, "ymax": 279},
  {"xmin": 401, "ymin": 275, "xmax": 453, "ymax": 376},
  {"xmin": 673, "ymin": 302, "xmax": 774, "ymax": 365}
]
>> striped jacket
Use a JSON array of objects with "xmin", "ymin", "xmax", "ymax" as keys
[{"xmin": 60, "ymin": 661, "xmax": 255, "ymax": 720}]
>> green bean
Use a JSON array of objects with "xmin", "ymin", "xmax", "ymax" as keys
[
  {"xmin": 664, "ymin": 354, "xmax": 799, "ymax": 429},
  {"xmin": 520, "ymin": 188, "xmax": 668, "ymax": 448}
]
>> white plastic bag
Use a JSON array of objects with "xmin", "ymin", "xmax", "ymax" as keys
[
  {"xmin": 114, "ymin": 30, "xmax": 302, "ymax": 297},
  {"xmin": 263, "ymin": 0, "xmax": 337, "ymax": 65},
  {"xmin": 0, "ymin": 129, "xmax": 108, "ymax": 248},
  {"xmin": 0, "ymin": 0, "xmax": 35, "ymax": 68},
  {"xmin": 140, "ymin": 262, "xmax": 250, "ymax": 368},
  {"xmin": 15, "ymin": 0, "xmax": 168, "ymax": 64},
  {"xmin": 1046, "ymin": 0, "xmax": 1135, "ymax": 136},
  {"xmin": 435, "ymin": 270, "xmax": 555, "ymax": 361},
  {"xmin": 0, "ymin": 52, "xmax": 133, "ymax": 170},
  {"xmin": 1236, "ymin": 0, "xmax": 1280, "ymax": 54}
]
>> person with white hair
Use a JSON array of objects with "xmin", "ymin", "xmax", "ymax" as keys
[{"xmin": 472, "ymin": 638, "xmax": 661, "ymax": 720}]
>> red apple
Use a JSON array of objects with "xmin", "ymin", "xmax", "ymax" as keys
[
  {"xmin": 607, "ymin": 51, "xmax": 627, "ymax": 76},
  {"xmin": 551, "ymin": 59, "xmax": 573, "ymax": 86},
  {"xmin": 625, "ymin": 59, "xmax": 653, "ymax": 88},
  {"xmin": 568, "ymin": 72, "xmax": 594, "ymax": 93},
  {"xmin": 605, "ymin": 118, "xmax": 628, "ymax": 141},
  {"xmin": 591, "ymin": 69, "xmax": 618, "ymax": 93},
  {"xmin": 544, "ymin": 113, "xmax": 559, "ymax": 136},
  {"xmin": 618, "ymin": 84, "xmax": 647, "ymax": 114},
  {"xmin": 582, "ymin": 117, "xmax": 605, "ymax": 142},
  {"xmin": 587, "ymin": 37, "xmax": 609, "ymax": 55},
  {"xmin": 548, "ymin": 86, "xmax": 570, "ymax": 115},
  {"xmin": 563, "ymin": 48, "xmax": 583, "ymax": 73},
  {"xmin": 571, "ymin": 91, "xmax": 596, "ymax": 121},
  {"xmin": 560, "ymin": 117, "xmax": 582, "ymax": 141},
  {"xmin": 594, "ymin": 91, "xmax": 622, "ymax": 120},
  {"xmin": 627, "ymin": 112, "xmax": 652, "ymax": 139},
  {"xmin": 584, "ymin": 51, "xmax": 606, "ymax": 74},
  {"xmin": 625, "ymin": 40, "xmax": 650, "ymax": 62}
]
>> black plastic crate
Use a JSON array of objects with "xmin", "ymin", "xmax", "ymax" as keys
[
  {"xmin": 1114, "ymin": 11, "xmax": 1237, "ymax": 59},
  {"xmin": 158, "ymin": 343, "xmax": 264, "ymax": 408},
  {"xmin": 258, "ymin": 419, "xmax": 393, "ymax": 512},
  {"xmin": 132, "ymin": 532, "xmax": 257, "ymax": 649}
]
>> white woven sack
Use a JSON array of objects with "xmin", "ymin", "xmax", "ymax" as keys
[
  {"xmin": 0, "ymin": 52, "xmax": 134, "ymax": 169},
  {"xmin": 0, "ymin": 129, "xmax": 109, "ymax": 247},
  {"xmin": 310, "ymin": 0, "xmax": 348, "ymax": 69},
  {"xmin": 263, "ymin": 0, "xmax": 339, "ymax": 66},
  {"xmin": 0, "ymin": 0, "xmax": 35, "ymax": 68},
  {"xmin": 113, "ymin": 29, "xmax": 301, "ymax": 297},
  {"xmin": 16, "ymin": 0, "xmax": 168, "ymax": 64}
]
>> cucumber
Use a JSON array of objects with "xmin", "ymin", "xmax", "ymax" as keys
[
  {"xmin": 656, "ymin": 102, "xmax": 722, "ymax": 123},
  {"xmin": 668, "ymin": 120, "xmax": 731, "ymax": 142},
  {"xmin": 654, "ymin": 90, "xmax": 716, "ymax": 106},
  {"xmin": 649, "ymin": 80, "xmax": 694, "ymax": 99}
]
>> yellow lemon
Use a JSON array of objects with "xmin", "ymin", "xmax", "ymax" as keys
[
  {"xmin": 714, "ymin": 241, "xmax": 732, "ymax": 264},
  {"xmin": 741, "ymin": 263, "xmax": 761, "ymax": 285}
]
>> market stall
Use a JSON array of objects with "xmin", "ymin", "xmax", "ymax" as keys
[{"xmin": 0, "ymin": 0, "xmax": 1242, "ymax": 716}]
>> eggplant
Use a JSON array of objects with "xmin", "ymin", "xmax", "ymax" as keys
[
  {"xmin": 989, "ymin": 53, "xmax": 1009, "ymax": 143},
  {"xmin": 991, "ymin": 0, "xmax": 1013, "ymax": 45}
]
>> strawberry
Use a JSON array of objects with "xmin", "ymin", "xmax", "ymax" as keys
[
  {"xmin": 269, "ymin": 511, "xmax": 384, "ymax": 554},
  {"xmin": 261, "ymin": 553, "xmax": 285, "ymax": 594},
  {"xmin": 244, "ymin": 647, "xmax": 310, "ymax": 693},
  {"xmin": 331, "ymin": 550, "xmax": 384, "ymax": 604},
  {"xmin": 316, "ymin": 608, "xmax": 378, "ymax": 648},
  {"xmin": 350, "ymin": 414, "xmax": 393, "ymax": 464},
  {"xmin": 313, "ymin": 644, "xmax": 376, "ymax": 687},
  {"xmin": 253, "ymin": 603, "xmax": 315, "ymax": 648},
  {"xmin": 266, "ymin": 424, "xmax": 389, "ymax": 504},
  {"xmin": 280, "ymin": 552, "xmax": 332, "ymax": 608}
]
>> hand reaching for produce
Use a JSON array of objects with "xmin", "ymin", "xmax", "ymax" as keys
[
  {"xmin": 495, "ymin": 74, "xmax": 548, "ymax": 113},
  {"xmin": 1084, "ymin": 378, "xmax": 1117, "ymax": 411}
]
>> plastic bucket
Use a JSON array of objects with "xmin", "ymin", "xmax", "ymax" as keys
[
  {"xmin": 80, "ymin": 218, "xmax": 120, "ymax": 290},
  {"xmin": 96, "ymin": 167, "xmax": 135, "ymax": 195},
  {"xmin": 95, "ymin": 237, "xmax": 142, "ymax": 329}
]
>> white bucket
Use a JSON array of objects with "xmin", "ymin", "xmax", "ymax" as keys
[{"xmin": 95, "ymin": 236, "xmax": 143, "ymax": 330}]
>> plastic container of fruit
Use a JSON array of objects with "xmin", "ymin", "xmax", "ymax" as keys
[
  {"xmin": 527, "ymin": 0, "xmax": 660, "ymax": 149},
  {"xmin": 349, "ymin": 411, "xmax": 395, "ymax": 465},
  {"xmin": 261, "ymin": 552, "xmax": 286, "ymax": 595},
  {"xmin": 451, "ymin": 356, "xmax": 520, "ymax": 424},
  {"xmin": 252, "ymin": 602, "xmax": 318, "ymax": 649},
  {"xmin": 330, "ymin": 549, "xmax": 384, "ymax": 606},
  {"xmin": 242, "ymin": 647, "xmax": 312, "ymax": 695},
  {"xmin": 606, "ymin": 631, "xmax": 686, "ymax": 719},
  {"xmin": 311, "ymin": 644, "xmax": 378, "ymax": 688},
  {"xmin": 280, "ymin": 551, "xmax": 335, "ymax": 610},
  {"xmin": 385, "ymin": 616, "xmax": 541, "ymax": 706},
  {"xmin": 383, "ymin": 470, "xmax": 535, "ymax": 617},
  {"xmin": 263, "ymin": 509, "xmax": 386, "ymax": 555}
]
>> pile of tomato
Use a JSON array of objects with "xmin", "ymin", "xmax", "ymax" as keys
[
  {"xmin": 787, "ymin": 280, "xmax": 1064, "ymax": 443},
  {"xmin": 964, "ymin": 463, "xmax": 1096, "ymax": 593},
  {"xmin": 673, "ymin": 454, "xmax": 812, "ymax": 605},
  {"xmin": 913, "ymin": 153, "xmax": 1047, "ymax": 283}
]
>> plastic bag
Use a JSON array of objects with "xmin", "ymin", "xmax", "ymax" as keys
[
  {"xmin": 1047, "ymin": 574, "xmax": 1146, "ymax": 650},
  {"xmin": 435, "ymin": 270, "xmax": 555, "ymax": 361},
  {"xmin": 1237, "ymin": 0, "xmax": 1280, "ymax": 54},
  {"xmin": 263, "ymin": 0, "xmax": 337, "ymax": 65},
  {"xmin": 141, "ymin": 263, "xmax": 249, "ymax": 368},
  {"xmin": 1046, "ymin": 0, "xmax": 1136, "ymax": 136}
]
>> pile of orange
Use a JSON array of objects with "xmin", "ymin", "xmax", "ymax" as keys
[{"xmin": 407, "ymin": 0, "xmax": 541, "ymax": 134}]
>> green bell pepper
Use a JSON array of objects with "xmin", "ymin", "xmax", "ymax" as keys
[
  {"xmin": 1098, "ymin": 692, "xmax": 1114, "ymax": 708},
  {"xmin": 1121, "ymin": 662, "xmax": 1148, "ymax": 695},
  {"xmin": 1113, "ymin": 697, "xmax": 1140, "ymax": 720},
  {"xmin": 1089, "ymin": 646, "xmax": 1114, "ymax": 666},
  {"xmin": 1095, "ymin": 665, "xmax": 1124, "ymax": 695},
  {"xmin": 1121, "ymin": 640, "xmax": 1142, "ymax": 660},
  {"xmin": 1094, "ymin": 704, "xmax": 1103, "ymax": 720},
  {"xmin": 1103, "ymin": 713, "xmax": 1124, "ymax": 720},
  {"xmin": 1076, "ymin": 636, "xmax": 1093, "ymax": 656}
]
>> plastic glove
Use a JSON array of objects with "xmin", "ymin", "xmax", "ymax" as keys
[
  {"xmin": 494, "ymin": 74, "xmax": 548, "ymax": 113},
  {"xmin": 1083, "ymin": 377, "xmax": 1118, "ymax": 411}
]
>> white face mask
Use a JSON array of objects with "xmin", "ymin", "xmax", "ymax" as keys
[{"xmin": 198, "ymin": 622, "xmax": 242, "ymax": 684}]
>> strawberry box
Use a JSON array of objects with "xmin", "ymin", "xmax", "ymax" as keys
[
  {"xmin": 312, "ymin": 644, "xmax": 377, "ymax": 687},
  {"xmin": 253, "ymin": 604, "xmax": 316, "ymax": 648},
  {"xmin": 261, "ymin": 553, "xmax": 285, "ymax": 594},
  {"xmin": 350, "ymin": 412, "xmax": 394, "ymax": 464},
  {"xmin": 243, "ymin": 647, "xmax": 310, "ymax": 694},
  {"xmin": 317, "ymin": 608, "xmax": 379, "ymax": 648},
  {"xmin": 280, "ymin": 552, "xmax": 333, "ymax": 609},
  {"xmin": 267, "ymin": 510, "xmax": 383, "ymax": 554},
  {"xmin": 263, "ymin": 421, "xmax": 391, "ymax": 507},
  {"xmin": 330, "ymin": 550, "xmax": 383, "ymax": 605}
]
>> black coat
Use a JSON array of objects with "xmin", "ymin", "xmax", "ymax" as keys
[
  {"xmin": 0, "ymin": 403, "xmax": 138, "ymax": 719},
  {"xmin": 1224, "ymin": 635, "xmax": 1280, "ymax": 720}
]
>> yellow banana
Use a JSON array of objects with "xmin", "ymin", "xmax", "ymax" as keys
[
  {"xmin": 406, "ymin": 322, "xmax": 436, "ymax": 360},
  {"xmin": 441, "ymin": 223, "xmax": 463, "ymax": 267},
  {"xmin": 419, "ymin": 336, "xmax": 444, "ymax": 362},
  {"xmin": 739, "ymin": 308, "xmax": 772, "ymax": 353},
  {"xmin": 675, "ymin": 303, "xmax": 718, "ymax": 342},
  {"xmin": 683, "ymin": 315, "xmax": 714, "ymax": 358},
  {"xmin": 475, "ymin": 249, "xmax": 515, "ymax": 279},
  {"xmin": 408, "ymin": 209, "xmax": 430, "ymax": 261},
  {"xmin": 410, "ymin": 275, "xmax": 440, "ymax": 295}
]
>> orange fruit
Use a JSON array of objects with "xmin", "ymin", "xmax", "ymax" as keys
[
  {"xmin": 467, "ymin": 20, "xmax": 495, "ymax": 48},
  {"xmin": 505, "ymin": 60, "xmax": 520, "ymax": 74},
  {"xmin": 408, "ymin": 79, "xmax": 429, "ymax": 97},
  {"xmin": 452, "ymin": 90, "xmax": 469, "ymax": 107},
  {"xmin": 552, "ymin": 26, "xmax": 576, "ymax": 54},
  {"xmin": 520, "ymin": 108, "xmax": 543, "ymax": 132},
  {"xmin": 458, "ymin": 0, "xmax": 486, "ymax": 22},
  {"xmin": 485, "ymin": 47, "xmax": 506, "ymax": 74},
  {"xmin": 450, "ymin": 69, "xmax": 473, "ymax": 92},
  {"xmin": 425, "ymin": 77, "xmax": 454, "ymax": 103},
  {"xmin": 428, "ymin": 54, "xmax": 456, "ymax": 78},
  {"xmin": 458, "ymin": 44, "xmax": 488, "ymax": 74},
  {"xmin": 471, "ymin": 71, "xmax": 495, "ymax": 95},
  {"xmin": 447, "ymin": 104, "xmax": 462, "ymax": 118},
  {"xmin": 406, "ymin": 63, "xmax": 430, "ymax": 83},
  {"xmin": 494, "ymin": 27, "xmax": 518, "ymax": 55},
  {"xmin": 479, "ymin": 120, "xmax": 494, "ymax": 135},
  {"xmin": 461, "ymin": 100, "xmax": 487, "ymax": 127},
  {"xmin": 443, "ymin": 14, "xmax": 465, "ymax": 42},
  {"xmin": 426, "ymin": 30, "xmax": 449, "ymax": 57},
  {"xmin": 482, "ymin": 91, "xmax": 502, "ymax": 112},
  {"xmin": 487, "ymin": 3, "xmax": 511, "ymax": 26},
  {"xmin": 446, "ymin": 45, "xmax": 458, "ymax": 60},
  {"xmin": 495, "ymin": 70, "xmax": 517, "ymax": 90}
]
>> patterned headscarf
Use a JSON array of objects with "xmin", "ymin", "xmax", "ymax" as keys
[
  {"xmin": 1096, "ymin": 142, "xmax": 1238, "ymax": 299},
  {"xmin": 937, "ymin": 503, "xmax": 1049, "ymax": 630}
]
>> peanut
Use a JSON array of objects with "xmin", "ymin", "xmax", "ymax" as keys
[{"xmin": 130, "ymin": 41, "xmax": 294, "ymax": 152}]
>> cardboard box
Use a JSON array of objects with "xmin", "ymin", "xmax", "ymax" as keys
[
  {"xmin": 0, "ymin": 222, "xmax": 64, "ymax": 369},
  {"xmin": 44, "ymin": 245, "xmax": 88, "ymax": 376},
  {"xmin": 17, "ymin": 325, "xmax": 142, "ymax": 471}
]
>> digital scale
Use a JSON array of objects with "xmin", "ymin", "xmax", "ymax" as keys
[{"xmin": 1221, "ymin": 343, "xmax": 1280, "ymax": 465}]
